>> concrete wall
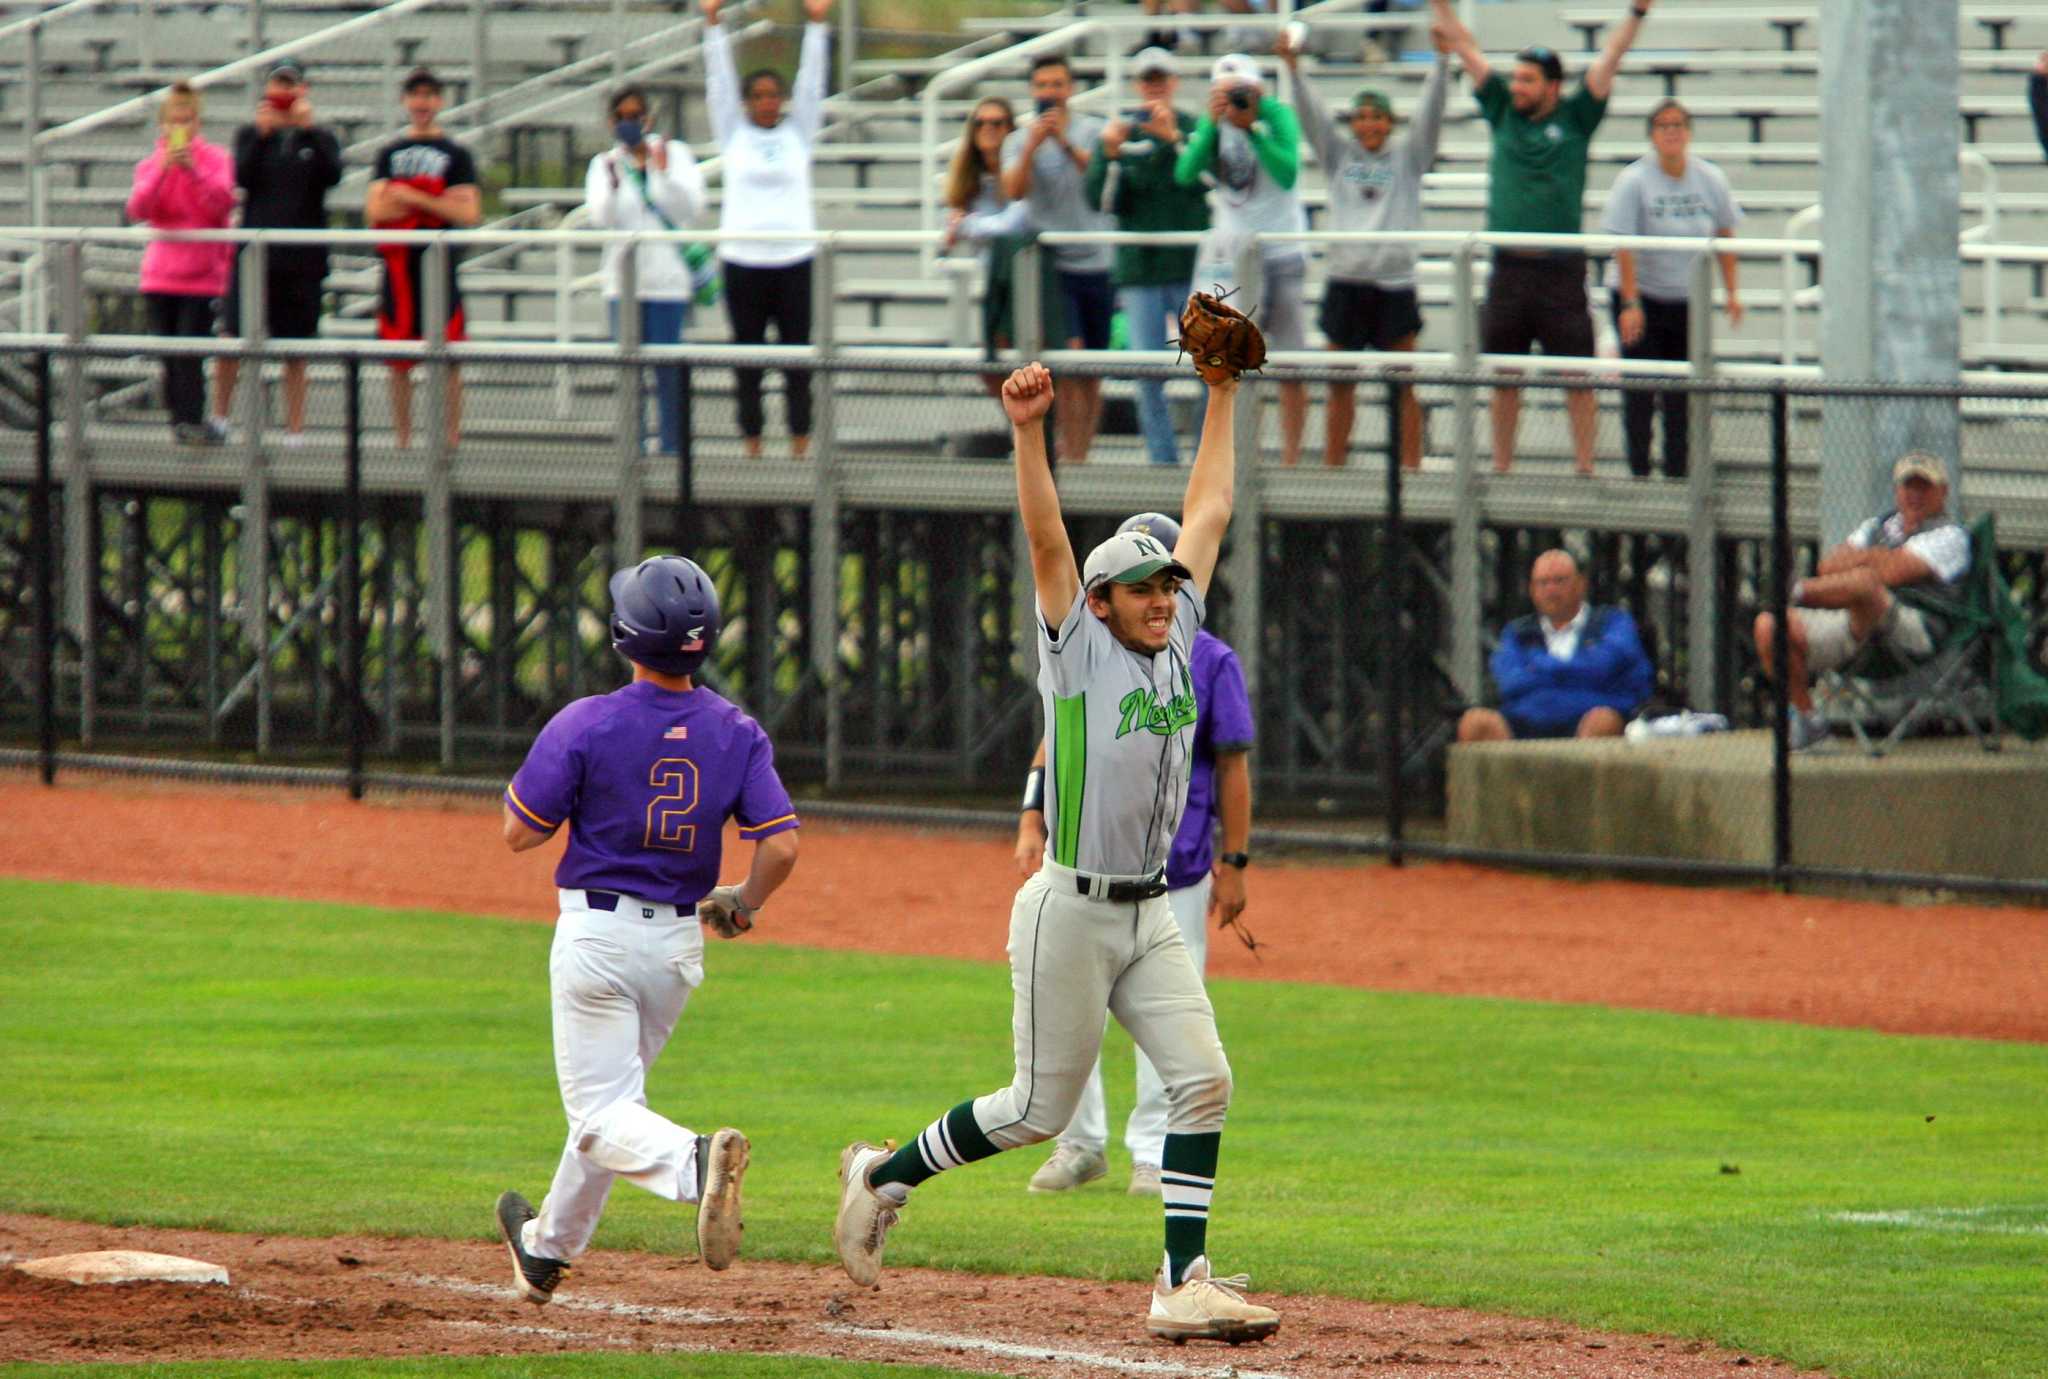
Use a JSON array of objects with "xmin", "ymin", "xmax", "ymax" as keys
[{"xmin": 1448, "ymin": 732, "xmax": 2048, "ymax": 880}]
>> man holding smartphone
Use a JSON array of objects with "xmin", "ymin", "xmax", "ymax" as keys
[
  {"xmin": 1001, "ymin": 55, "xmax": 1113, "ymax": 464},
  {"xmin": 215, "ymin": 59, "xmax": 343, "ymax": 448},
  {"xmin": 1086, "ymin": 49, "xmax": 1209, "ymax": 466}
]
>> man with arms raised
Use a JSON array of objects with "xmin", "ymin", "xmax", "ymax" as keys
[{"xmin": 832, "ymin": 353, "xmax": 1279, "ymax": 1344}]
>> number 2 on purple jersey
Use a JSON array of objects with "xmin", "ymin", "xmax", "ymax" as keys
[{"xmin": 646, "ymin": 757, "xmax": 700, "ymax": 852}]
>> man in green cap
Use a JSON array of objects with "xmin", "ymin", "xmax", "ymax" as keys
[{"xmin": 1278, "ymin": 23, "xmax": 1451, "ymax": 468}]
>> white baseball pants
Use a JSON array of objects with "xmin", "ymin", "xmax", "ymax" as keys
[
  {"xmin": 527, "ymin": 890, "xmax": 708, "ymax": 1262},
  {"xmin": 966, "ymin": 866, "xmax": 1231, "ymax": 1151},
  {"xmin": 1059, "ymin": 874, "xmax": 1213, "ymax": 1165}
]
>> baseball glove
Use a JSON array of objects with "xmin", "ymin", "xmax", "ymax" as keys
[
  {"xmin": 1177, "ymin": 288, "xmax": 1267, "ymax": 384},
  {"xmin": 697, "ymin": 885, "xmax": 756, "ymax": 940}
]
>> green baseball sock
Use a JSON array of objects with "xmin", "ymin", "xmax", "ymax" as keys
[
  {"xmin": 868, "ymin": 1101, "xmax": 1001, "ymax": 1191},
  {"xmin": 1161, "ymin": 1130, "xmax": 1221, "ymax": 1287}
]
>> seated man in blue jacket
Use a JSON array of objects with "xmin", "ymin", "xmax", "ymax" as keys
[{"xmin": 1457, "ymin": 549, "xmax": 1653, "ymax": 741}]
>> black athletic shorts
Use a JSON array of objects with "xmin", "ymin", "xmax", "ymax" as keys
[
  {"xmin": 220, "ymin": 259, "xmax": 325, "ymax": 340},
  {"xmin": 1319, "ymin": 279, "xmax": 1423, "ymax": 352},
  {"xmin": 1480, "ymin": 253, "xmax": 1594, "ymax": 359}
]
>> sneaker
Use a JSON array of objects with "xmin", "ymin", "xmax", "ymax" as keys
[
  {"xmin": 694, "ymin": 1128, "xmax": 749, "ymax": 1270},
  {"xmin": 1147, "ymin": 1255, "xmax": 1281, "ymax": 1345},
  {"xmin": 1128, "ymin": 1163, "xmax": 1163, "ymax": 1196},
  {"xmin": 1028, "ymin": 1144, "xmax": 1107, "ymax": 1194},
  {"xmin": 281, "ymin": 430, "xmax": 307, "ymax": 450},
  {"xmin": 494, "ymin": 1190, "xmax": 569, "ymax": 1305},
  {"xmin": 172, "ymin": 423, "xmax": 207, "ymax": 448},
  {"xmin": 1789, "ymin": 707, "xmax": 1831, "ymax": 752},
  {"xmin": 201, "ymin": 417, "xmax": 230, "ymax": 446},
  {"xmin": 833, "ymin": 1141, "xmax": 900, "ymax": 1286}
]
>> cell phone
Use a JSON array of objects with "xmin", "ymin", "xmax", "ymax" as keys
[
  {"xmin": 1124, "ymin": 109, "xmax": 1151, "ymax": 124},
  {"xmin": 1035, "ymin": 97, "xmax": 1056, "ymax": 116},
  {"xmin": 167, "ymin": 125, "xmax": 190, "ymax": 151},
  {"xmin": 1227, "ymin": 88, "xmax": 1253, "ymax": 111}
]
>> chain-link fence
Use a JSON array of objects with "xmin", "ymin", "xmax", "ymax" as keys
[{"xmin": 6, "ymin": 305, "xmax": 2048, "ymax": 899}]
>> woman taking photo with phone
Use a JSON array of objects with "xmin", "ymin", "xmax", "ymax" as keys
[
  {"xmin": 584, "ymin": 83, "xmax": 707, "ymax": 457},
  {"xmin": 127, "ymin": 80, "xmax": 236, "ymax": 447}
]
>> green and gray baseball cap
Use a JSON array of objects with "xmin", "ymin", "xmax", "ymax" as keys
[{"xmin": 1083, "ymin": 529, "xmax": 1193, "ymax": 591}]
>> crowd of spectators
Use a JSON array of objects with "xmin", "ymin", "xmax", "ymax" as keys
[{"xmin": 123, "ymin": 0, "xmax": 1765, "ymax": 473}]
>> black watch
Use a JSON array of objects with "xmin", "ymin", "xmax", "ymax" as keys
[{"xmin": 1218, "ymin": 852, "xmax": 1251, "ymax": 870}]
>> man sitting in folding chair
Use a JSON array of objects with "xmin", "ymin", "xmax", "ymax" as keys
[{"xmin": 1753, "ymin": 452, "xmax": 1974, "ymax": 754}]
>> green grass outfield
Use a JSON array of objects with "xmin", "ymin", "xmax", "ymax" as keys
[{"xmin": 2, "ymin": 877, "xmax": 2045, "ymax": 1379}]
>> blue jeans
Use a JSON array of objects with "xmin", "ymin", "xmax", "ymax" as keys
[
  {"xmin": 1119, "ymin": 281, "xmax": 1204, "ymax": 466},
  {"xmin": 609, "ymin": 298, "xmax": 690, "ymax": 455}
]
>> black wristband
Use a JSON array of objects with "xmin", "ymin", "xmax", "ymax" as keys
[
  {"xmin": 1630, "ymin": 3, "xmax": 1648, "ymax": 16},
  {"xmin": 1218, "ymin": 851, "xmax": 1251, "ymax": 870},
  {"xmin": 1022, "ymin": 765, "xmax": 1046, "ymax": 813}
]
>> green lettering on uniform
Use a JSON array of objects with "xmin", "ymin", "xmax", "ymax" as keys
[
  {"xmin": 1116, "ymin": 682, "xmax": 1198, "ymax": 739},
  {"xmin": 1053, "ymin": 692, "xmax": 1087, "ymax": 867}
]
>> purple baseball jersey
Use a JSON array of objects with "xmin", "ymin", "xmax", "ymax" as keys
[
  {"xmin": 505, "ymin": 680, "xmax": 799, "ymax": 908},
  {"xmin": 1166, "ymin": 629, "xmax": 1255, "ymax": 889}
]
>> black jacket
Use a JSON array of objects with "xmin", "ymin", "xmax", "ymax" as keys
[{"xmin": 233, "ymin": 123, "xmax": 344, "ymax": 276}]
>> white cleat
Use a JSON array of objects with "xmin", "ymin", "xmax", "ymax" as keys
[
  {"xmin": 695, "ymin": 1128, "xmax": 749, "ymax": 1271},
  {"xmin": 1028, "ymin": 1143, "xmax": 1107, "ymax": 1194},
  {"xmin": 1147, "ymin": 1256, "xmax": 1281, "ymax": 1345},
  {"xmin": 834, "ymin": 1141, "xmax": 900, "ymax": 1287}
]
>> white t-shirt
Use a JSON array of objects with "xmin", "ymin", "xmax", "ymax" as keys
[
  {"xmin": 706, "ymin": 21, "xmax": 828, "ymax": 268},
  {"xmin": 1847, "ymin": 512, "xmax": 1971, "ymax": 590},
  {"xmin": 1600, "ymin": 154, "xmax": 1742, "ymax": 301}
]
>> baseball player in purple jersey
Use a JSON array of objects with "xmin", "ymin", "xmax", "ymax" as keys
[
  {"xmin": 1015, "ymin": 511, "xmax": 1255, "ymax": 1197},
  {"xmin": 493, "ymin": 555, "xmax": 801, "ymax": 1305}
]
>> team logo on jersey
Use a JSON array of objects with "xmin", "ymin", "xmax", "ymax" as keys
[
  {"xmin": 664, "ymin": 725, "xmax": 690, "ymax": 740},
  {"xmin": 1115, "ymin": 683, "xmax": 1197, "ymax": 739}
]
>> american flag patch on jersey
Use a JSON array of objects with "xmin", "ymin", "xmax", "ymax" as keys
[{"xmin": 664, "ymin": 725, "xmax": 689, "ymax": 740}]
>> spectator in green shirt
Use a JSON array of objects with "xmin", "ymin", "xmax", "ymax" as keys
[
  {"xmin": 1430, "ymin": 0, "xmax": 1654, "ymax": 475},
  {"xmin": 1086, "ymin": 48, "xmax": 1211, "ymax": 465}
]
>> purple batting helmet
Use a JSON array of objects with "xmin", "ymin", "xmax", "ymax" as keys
[{"xmin": 609, "ymin": 555, "xmax": 720, "ymax": 676}]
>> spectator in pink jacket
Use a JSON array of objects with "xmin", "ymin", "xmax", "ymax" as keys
[{"xmin": 126, "ymin": 81, "xmax": 237, "ymax": 447}]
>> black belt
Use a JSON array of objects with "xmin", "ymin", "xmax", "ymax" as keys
[{"xmin": 1076, "ymin": 870, "xmax": 1168, "ymax": 903}]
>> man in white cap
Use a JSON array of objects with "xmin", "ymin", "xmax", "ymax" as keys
[
  {"xmin": 832, "ymin": 357, "xmax": 1282, "ymax": 1345},
  {"xmin": 1753, "ymin": 452, "xmax": 1971, "ymax": 751},
  {"xmin": 1087, "ymin": 48, "xmax": 1210, "ymax": 465},
  {"xmin": 1175, "ymin": 53, "xmax": 1310, "ymax": 464}
]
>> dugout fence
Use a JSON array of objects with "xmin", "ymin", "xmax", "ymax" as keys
[{"xmin": 3, "ymin": 231, "xmax": 2048, "ymax": 900}]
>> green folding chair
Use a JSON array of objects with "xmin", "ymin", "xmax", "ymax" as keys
[{"xmin": 1818, "ymin": 513, "xmax": 2003, "ymax": 758}]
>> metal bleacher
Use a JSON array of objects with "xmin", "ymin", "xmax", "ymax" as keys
[{"xmin": 8, "ymin": 0, "xmax": 2048, "ymax": 468}]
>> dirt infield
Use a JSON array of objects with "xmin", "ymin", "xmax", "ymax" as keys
[
  {"xmin": 2, "ymin": 774, "xmax": 2040, "ymax": 1375},
  {"xmin": 0, "ymin": 1214, "xmax": 1808, "ymax": 1376},
  {"xmin": 1, "ymin": 776, "xmax": 2044, "ymax": 1041}
]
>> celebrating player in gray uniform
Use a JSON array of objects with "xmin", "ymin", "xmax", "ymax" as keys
[
  {"xmin": 494, "ymin": 555, "xmax": 802, "ymax": 1305},
  {"xmin": 833, "ymin": 361, "xmax": 1280, "ymax": 1344}
]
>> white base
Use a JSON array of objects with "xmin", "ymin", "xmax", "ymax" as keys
[{"xmin": 16, "ymin": 1250, "xmax": 230, "ymax": 1286}]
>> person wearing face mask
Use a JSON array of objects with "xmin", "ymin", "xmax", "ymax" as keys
[
  {"xmin": 585, "ymin": 85, "xmax": 708, "ymax": 457},
  {"xmin": 126, "ymin": 80, "xmax": 237, "ymax": 448},
  {"xmin": 213, "ymin": 59, "xmax": 343, "ymax": 449},
  {"xmin": 703, "ymin": 0, "xmax": 834, "ymax": 460},
  {"xmin": 1279, "ymin": 25, "xmax": 1449, "ymax": 469}
]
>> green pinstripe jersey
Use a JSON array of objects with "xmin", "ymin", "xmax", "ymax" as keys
[{"xmin": 1038, "ymin": 583, "xmax": 1203, "ymax": 878}]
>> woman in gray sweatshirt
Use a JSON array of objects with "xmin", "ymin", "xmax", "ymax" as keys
[{"xmin": 1279, "ymin": 31, "xmax": 1449, "ymax": 468}]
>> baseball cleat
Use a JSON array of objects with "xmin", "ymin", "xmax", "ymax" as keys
[
  {"xmin": 695, "ymin": 1128, "xmax": 750, "ymax": 1270},
  {"xmin": 494, "ymin": 1190, "xmax": 569, "ymax": 1305},
  {"xmin": 833, "ymin": 1141, "xmax": 900, "ymax": 1287},
  {"xmin": 1127, "ymin": 1163, "xmax": 1163, "ymax": 1196},
  {"xmin": 1147, "ymin": 1256, "xmax": 1280, "ymax": 1345},
  {"xmin": 1028, "ymin": 1143, "xmax": 1108, "ymax": 1194}
]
